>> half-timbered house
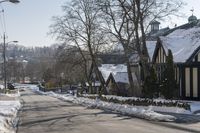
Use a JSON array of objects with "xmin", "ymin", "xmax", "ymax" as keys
[{"xmin": 153, "ymin": 25, "xmax": 200, "ymax": 100}]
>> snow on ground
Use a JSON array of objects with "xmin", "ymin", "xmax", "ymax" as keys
[
  {"xmin": 0, "ymin": 100, "xmax": 21, "ymax": 133},
  {"xmin": 47, "ymin": 92, "xmax": 176, "ymax": 121},
  {"xmin": 24, "ymin": 85, "xmax": 177, "ymax": 122},
  {"xmin": 84, "ymin": 94, "xmax": 191, "ymax": 114},
  {"xmin": 104, "ymin": 95, "xmax": 180, "ymax": 104},
  {"xmin": 187, "ymin": 101, "xmax": 200, "ymax": 114},
  {"xmin": 0, "ymin": 84, "xmax": 22, "ymax": 133},
  {"xmin": 0, "ymin": 92, "xmax": 20, "ymax": 98},
  {"xmin": 18, "ymin": 84, "xmax": 200, "ymax": 121},
  {"xmin": 15, "ymin": 84, "xmax": 39, "ymax": 92}
]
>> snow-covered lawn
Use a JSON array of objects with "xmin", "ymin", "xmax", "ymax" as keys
[{"xmin": 0, "ymin": 98, "xmax": 21, "ymax": 133}]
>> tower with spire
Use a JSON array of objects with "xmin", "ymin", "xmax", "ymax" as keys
[{"xmin": 188, "ymin": 8, "xmax": 197, "ymax": 23}]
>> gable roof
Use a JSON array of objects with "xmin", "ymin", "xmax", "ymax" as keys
[
  {"xmin": 113, "ymin": 72, "xmax": 138, "ymax": 84},
  {"xmin": 107, "ymin": 72, "xmax": 138, "ymax": 85},
  {"xmin": 159, "ymin": 27, "xmax": 200, "ymax": 63},
  {"xmin": 146, "ymin": 41, "xmax": 157, "ymax": 61},
  {"xmin": 130, "ymin": 41, "xmax": 157, "ymax": 63},
  {"xmin": 113, "ymin": 72, "xmax": 130, "ymax": 84},
  {"xmin": 98, "ymin": 64, "xmax": 127, "ymax": 81},
  {"xmin": 98, "ymin": 64, "xmax": 139, "ymax": 84}
]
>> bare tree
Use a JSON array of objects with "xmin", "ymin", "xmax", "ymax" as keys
[
  {"xmin": 99, "ymin": 0, "xmax": 183, "ymax": 96},
  {"xmin": 54, "ymin": 45, "xmax": 89, "ymax": 88},
  {"xmin": 99, "ymin": 0, "xmax": 137, "ymax": 96},
  {"xmin": 133, "ymin": 0, "xmax": 183, "ymax": 78},
  {"xmin": 50, "ymin": 0, "xmax": 109, "ymax": 95},
  {"xmin": 6, "ymin": 60, "xmax": 24, "ymax": 83}
]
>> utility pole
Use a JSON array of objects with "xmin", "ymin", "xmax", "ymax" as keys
[
  {"xmin": 0, "ymin": 0, "xmax": 20, "ymax": 93},
  {"xmin": 3, "ymin": 32, "xmax": 6, "ymax": 93}
]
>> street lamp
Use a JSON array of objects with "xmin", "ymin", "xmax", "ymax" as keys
[
  {"xmin": 0, "ymin": 0, "xmax": 20, "ymax": 4},
  {"xmin": 3, "ymin": 33, "xmax": 18, "ymax": 93},
  {"xmin": 0, "ymin": 0, "xmax": 19, "ymax": 93}
]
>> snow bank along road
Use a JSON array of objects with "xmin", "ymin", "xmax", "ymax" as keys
[
  {"xmin": 0, "ymin": 95, "xmax": 21, "ymax": 133},
  {"xmin": 17, "ymin": 89, "xmax": 200, "ymax": 133}
]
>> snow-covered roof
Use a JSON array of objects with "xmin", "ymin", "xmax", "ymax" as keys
[
  {"xmin": 113, "ymin": 72, "xmax": 138, "ymax": 84},
  {"xmin": 130, "ymin": 41, "xmax": 157, "ymax": 63},
  {"xmin": 98, "ymin": 64, "xmax": 127, "ymax": 81},
  {"xmin": 160, "ymin": 27, "xmax": 200, "ymax": 63},
  {"xmin": 113, "ymin": 72, "xmax": 129, "ymax": 83},
  {"xmin": 22, "ymin": 60, "xmax": 28, "ymax": 63},
  {"xmin": 98, "ymin": 64, "xmax": 138, "ymax": 84},
  {"xmin": 146, "ymin": 41, "xmax": 157, "ymax": 61}
]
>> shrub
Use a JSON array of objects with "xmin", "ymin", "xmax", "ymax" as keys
[
  {"xmin": 45, "ymin": 81, "xmax": 57, "ymax": 89},
  {"xmin": 143, "ymin": 67, "xmax": 159, "ymax": 98},
  {"xmin": 80, "ymin": 95, "xmax": 190, "ymax": 110}
]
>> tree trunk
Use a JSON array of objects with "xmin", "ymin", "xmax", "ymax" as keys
[
  {"xmin": 87, "ymin": 41, "xmax": 107, "ymax": 96},
  {"xmin": 124, "ymin": 47, "xmax": 135, "ymax": 96},
  {"xmin": 136, "ymin": 0, "xmax": 150, "ymax": 80}
]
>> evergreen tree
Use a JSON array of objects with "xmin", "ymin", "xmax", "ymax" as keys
[
  {"xmin": 160, "ymin": 50, "xmax": 178, "ymax": 99},
  {"xmin": 142, "ymin": 66, "xmax": 158, "ymax": 98}
]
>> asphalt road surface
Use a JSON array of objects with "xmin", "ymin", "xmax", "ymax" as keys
[{"xmin": 17, "ymin": 89, "xmax": 200, "ymax": 133}]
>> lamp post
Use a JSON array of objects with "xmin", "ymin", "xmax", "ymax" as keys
[
  {"xmin": 0, "ymin": 0, "xmax": 19, "ymax": 93},
  {"xmin": 3, "ymin": 32, "xmax": 18, "ymax": 93}
]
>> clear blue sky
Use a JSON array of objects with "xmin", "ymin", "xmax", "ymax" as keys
[
  {"xmin": 0, "ymin": 0, "xmax": 199, "ymax": 47},
  {"xmin": 1, "ymin": 0, "xmax": 66, "ymax": 47}
]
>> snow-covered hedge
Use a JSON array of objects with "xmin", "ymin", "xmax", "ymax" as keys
[
  {"xmin": 82, "ymin": 95, "xmax": 190, "ymax": 110},
  {"xmin": 40, "ymin": 92, "xmax": 176, "ymax": 122}
]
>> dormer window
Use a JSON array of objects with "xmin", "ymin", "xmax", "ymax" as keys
[{"xmin": 150, "ymin": 20, "xmax": 160, "ymax": 33}]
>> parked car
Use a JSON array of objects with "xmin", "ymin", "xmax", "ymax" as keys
[{"xmin": 7, "ymin": 83, "xmax": 15, "ymax": 90}]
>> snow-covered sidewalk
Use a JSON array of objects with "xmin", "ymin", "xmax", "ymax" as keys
[{"xmin": 0, "ymin": 95, "xmax": 21, "ymax": 133}]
